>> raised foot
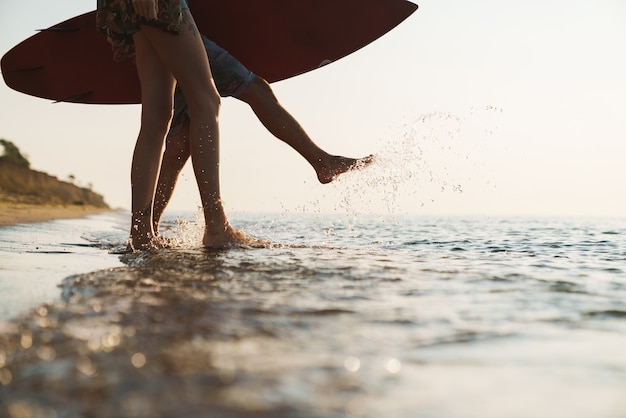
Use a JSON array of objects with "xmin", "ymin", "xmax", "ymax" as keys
[{"xmin": 317, "ymin": 154, "xmax": 375, "ymax": 184}]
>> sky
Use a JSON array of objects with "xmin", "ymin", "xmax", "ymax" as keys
[{"xmin": 1, "ymin": 0, "xmax": 625, "ymax": 218}]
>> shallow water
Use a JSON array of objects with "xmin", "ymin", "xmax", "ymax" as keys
[
  {"xmin": 1, "ymin": 212, "xmax": 626, "ymax": 417},
  {"xmin": 0, "ymin": 212, "xmax": 125, "ymax": 319}
]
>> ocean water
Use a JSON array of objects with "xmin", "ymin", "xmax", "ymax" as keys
[
  {"xmin": 0, "ymin": 212, "xmax": 125, "ymax": 320},
  {"xmin": 1, "ymin": 211, "xmax": 626, "ymax": 418}
]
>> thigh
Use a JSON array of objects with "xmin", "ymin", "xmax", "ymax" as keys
[
  {"xmin": 133, "ymin": 30, "xmax": 175, "ymax": 128},
  {"xmin": 139, "ymin": 10, "xmax": 218, "ymax": 110}
]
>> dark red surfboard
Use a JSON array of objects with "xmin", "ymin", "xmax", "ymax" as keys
[{"xmin": 1, "ymin": 0, "xmax": 417, "ymax": 104}]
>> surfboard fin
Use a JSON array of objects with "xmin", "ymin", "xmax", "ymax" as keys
[{"xmin": 54, "ymin": 91, "xmax": 94, "ymax": 103}]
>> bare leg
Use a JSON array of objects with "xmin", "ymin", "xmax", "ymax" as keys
[
  {"xmin": 153, "ymin": 74, "xmax": 374, "ymax": 231},
  {"xmin": 238, "ymin": 76, "xmax": 374, "ymax": 183},
  {"xmin": 153, "ymin": 116, "xmax": 191, "ymax": 233},
  {"xmin": 134, "ymin": 11, "xmax": 249, "ymax": 248},
  {"xmin": 129, "ymin": 31, "xmax": 175, "ymax": 250}
]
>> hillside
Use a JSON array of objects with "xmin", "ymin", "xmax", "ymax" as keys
[{"xmin": 0, "ymin": 140, "xmax": 109, "ymax": 208}]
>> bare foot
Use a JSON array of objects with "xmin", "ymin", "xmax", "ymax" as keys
[
  {"xmin": 316, "ymin": 154, "xmax": 375, "ymax": 184},
  {"xmin": 127, "ymin": 233, "xmax": 168, "ymax": 252},
  {"xmin": 129, "ymin": 214, "xmax": 170, "ymax": 252},
  {"xmin": 202, "ymin": 222, "xmax": 271, "ymax": 249}
]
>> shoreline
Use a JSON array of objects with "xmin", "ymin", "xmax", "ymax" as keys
[{"xmin": 0, "ymin": 202, "xmax": 116, "ymax": 227}]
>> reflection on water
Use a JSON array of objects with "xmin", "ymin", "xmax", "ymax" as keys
[
  {"xmin": 1, "ymin": 213, "xmax": 626, "ymax": 417},
  {"xmin": 0, "ymin": 214, "xmax": 125, "ymax": 319}
]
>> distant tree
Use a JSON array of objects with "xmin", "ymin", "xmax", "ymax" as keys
[
  {"xmin": 68, "ymin": 174, "xmax": 76, "ymax": 184},
  {"xmin": 0, "ymin": 139, "xmax": 30, "ymax": 168}
]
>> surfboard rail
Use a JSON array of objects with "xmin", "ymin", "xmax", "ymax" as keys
[{"xmin": 1, "ymin": 0, "xmax": 418, "ymax": 104}]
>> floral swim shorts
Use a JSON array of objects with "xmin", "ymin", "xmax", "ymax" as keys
[{"xmin": 96, "ymin": 0, "xmax": 185, "ymax": 62}]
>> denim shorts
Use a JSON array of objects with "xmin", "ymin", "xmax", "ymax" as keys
[{"xmin": 170, "ymin": 35, "xmax": 256, "ymax": 134}]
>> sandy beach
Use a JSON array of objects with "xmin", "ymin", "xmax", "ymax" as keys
[{"xmin": 0, "ymin": 202, "xmax": 114, "ymax": 227}]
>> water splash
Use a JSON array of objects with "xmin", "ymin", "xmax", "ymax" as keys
[
  {"xmin": 297, "ymin": 107, "xmax": 503, "ymax": 217},
  {"xmin": 156, "ymin": 108, "xmax": 504, "ymax": 245},
  {"xmin": 164, "ymin": 209, "xmax": 205, "ymax": 248}
]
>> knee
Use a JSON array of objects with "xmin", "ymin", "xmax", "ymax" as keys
[
  {"xmin": 143, "ymin": 102, "xmax": 173, "ymax": 137},
  {"xmin": 190, "ymin": 88, "xmax": 221, "ymax": 122},
  {"xmin": 242, "ymin": 76, "xmax": 278, "ymax": 106},
  {"xmin": 209, "ymin": 93, "xmax": 221, "ymax": 119},
  {"xmin": 206, "ymin": 88, "xmax": 221, "ymax": 116},
  {"xmin": 253, "ymin": 76, "xmax": 275, "ymax": 97}
]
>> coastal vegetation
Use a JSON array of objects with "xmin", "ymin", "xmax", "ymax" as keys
[{"xmin": 0, "ymin": 138, "xmax": 109, "ymax": 208}]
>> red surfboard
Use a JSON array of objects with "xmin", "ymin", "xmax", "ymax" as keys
[{"xmin": 1, "ymin": 0, "xmax": 417, "ymax": 104}]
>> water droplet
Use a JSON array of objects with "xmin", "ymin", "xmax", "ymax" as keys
[
  {"xmin": 76, "ymin": 356, "xmax": 97, "ymax": 376},
  {"xmin": 87, "ymin": 337, "xmax": 101, "ymax": 352},
  {"xmin": 36, "ymin": 346, "xmax": 56, "ymax": 361},
  {"xmin": 384, "ymin": 357, "xmax": 402, "ymax": 374},
  {"xmin": 344, "ymin": 356, "xmax": 360, "ymax": 372},
  {"xmin": 20, "ymin": 331, "xmax": 33, "ymax": 349},
  {"xmin": 131, "ymin": 352, "xmax": 146, "ymax": 368},
  {"xmin": 103, "ymin": 333, "xmax": 121, "ymax": 349},
  {"xmin": 0, "ymin": 368, "xmax": 12, "ymax": 385}
]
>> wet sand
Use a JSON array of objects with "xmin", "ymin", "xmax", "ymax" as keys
[
  {"xmin": 0, "ymin": 251, "xmax": 341, "ymax": 417},
  {"xmin": 0, "ymin": 203, "xmax": 113, "ymax": 227}
]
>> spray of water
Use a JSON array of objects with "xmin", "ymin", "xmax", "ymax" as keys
[
  {"xmin": 161, "ymin": 107, "xmax": 503, "ymax": 246},
  {"xmin": 294, "ymin": 107, "xmax": 503, "ymax": 218}
]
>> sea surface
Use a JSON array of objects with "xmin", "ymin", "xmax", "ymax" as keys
[{"xmin": 1, "ymin": 211, "xmax": 626, "ymax": 418}]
